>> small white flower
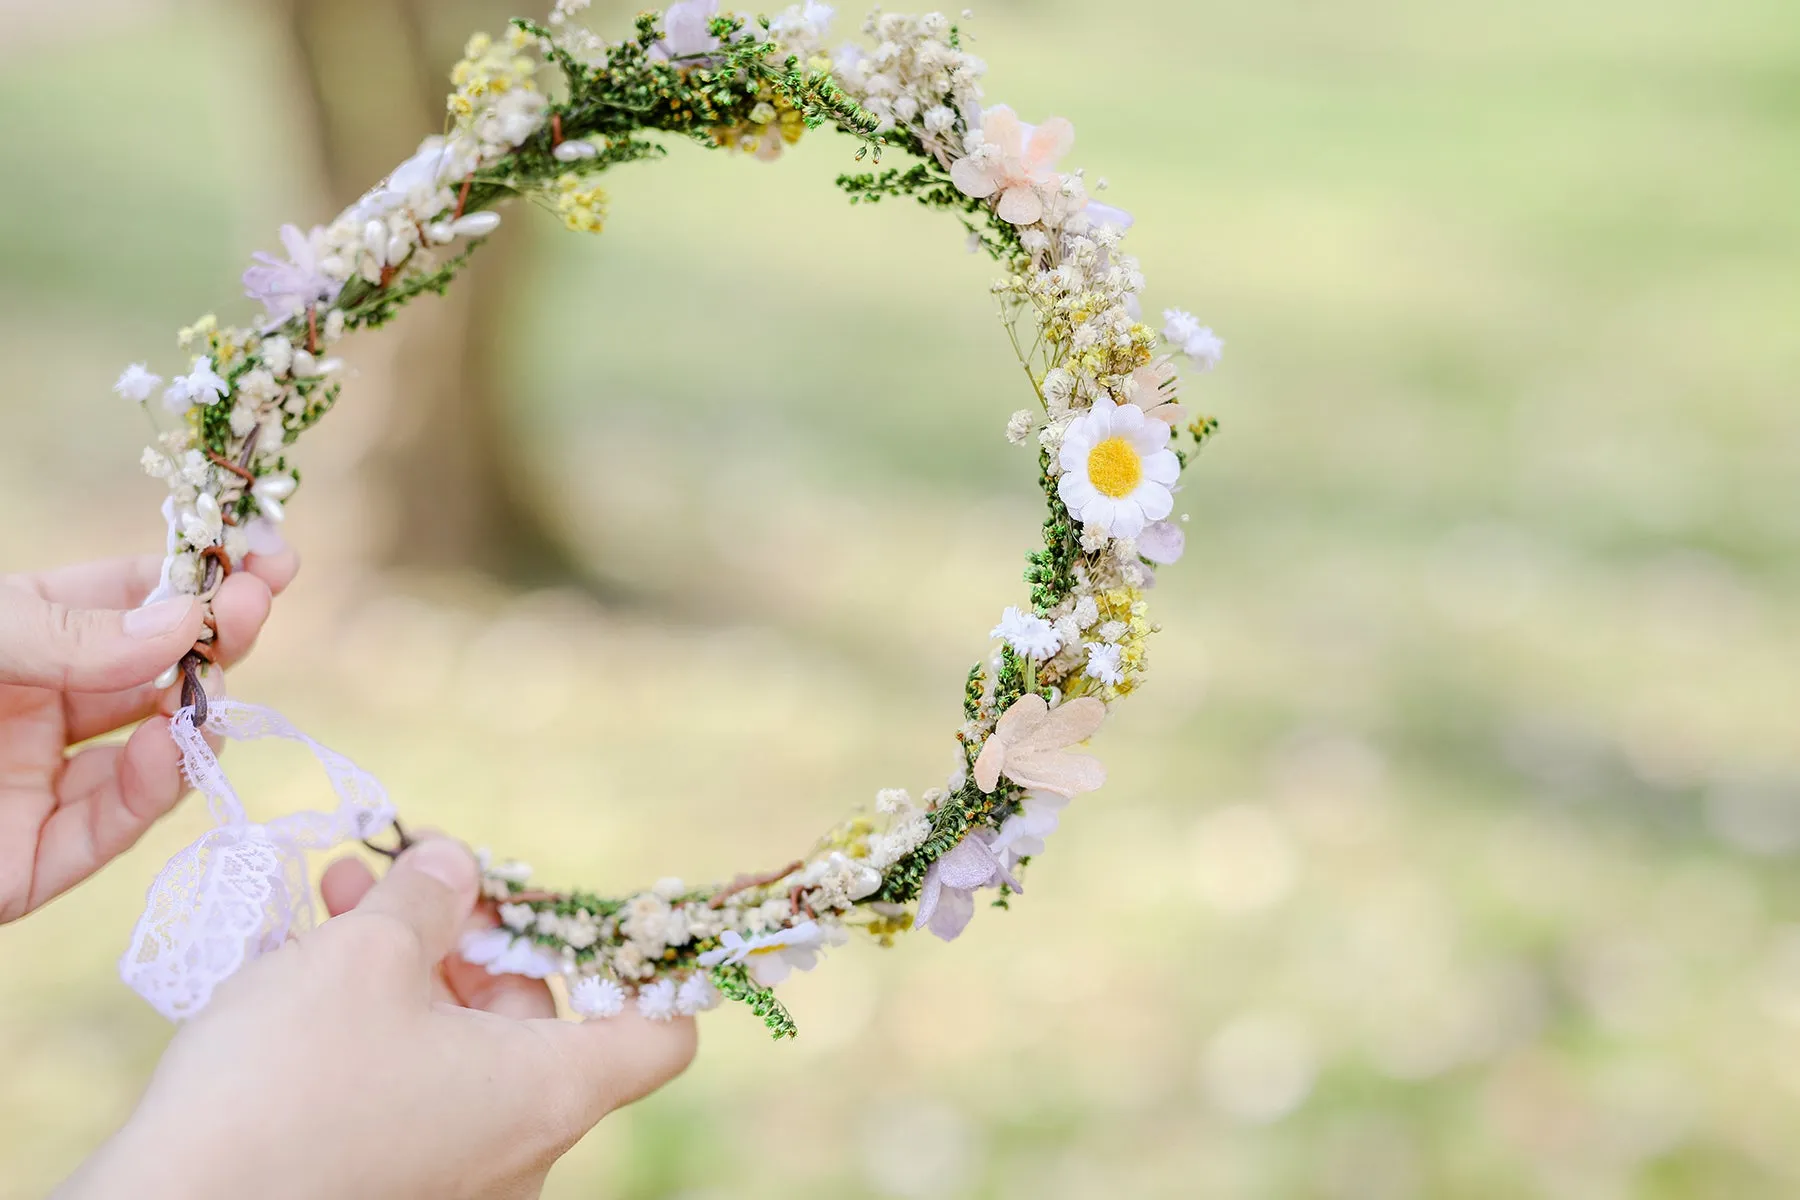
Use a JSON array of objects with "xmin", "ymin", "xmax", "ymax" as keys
[
  {"xmin": 259, "ymin": 337, "xmax": 293, "ymax": 377},
  {"xmin": 676, "ymin": 974, "xmax": 721, "ymax": 1015},
  {"xmin": 636, "ymin": 977, "xmax": 679, "ymax": 1021},
  {"xmin": 181, "ymin": 495, "xmax": 224, "ymax": 547},
  {"xmin": 1181, "ymin": 326, "xmax": 1224, "ymax": 370},
  {"xmin": 114, "ymin": 363, "xmax": 161, "ymax": 403},
  {"xmin": 229, "ymin": 402, "xmax": 259, "ymax": 439},
  {"xmin": 182, "ymin": 357, "xmax": 231, "ymax": 407},
  {"xmin": 990, "ymin": 605, "xmax": 1061, "ymax": 661},
  {"xmin": 1084, "ymin": 642, "xmax": 1125, "ymax": 686},
  {"xmin": 1163, "ymin": 308, "xmax": 1203, "ymax": 345},
  {"xmin": 570, "ymin": 974, "xmax": 625, "ymax": 1018},
  {"xmin": 1162, "ymin": 308, "xmax": 1223, "ymax": 368},
  {"xmin": 161, "ymin": 378, "xmax": 194, "ymax": 416},
  {"xmin": 1005, "ymin": 409, "xmax": 1035, "ymax": 445},
  {"xmin": 875, "ymin": 787, "xmax": 911, "ymax": 813},
  {"xmin": 498, "ymin": 903, "xmax": 536, "ymax": 932}
]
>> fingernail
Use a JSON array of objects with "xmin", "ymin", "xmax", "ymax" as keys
[
  {"xmin": 402, "ymin": 838, "xmax": 475, "ymax": 894},
  {"xmin": 123, "ymin": 598, "xmax": 196, "ymax": 640}
]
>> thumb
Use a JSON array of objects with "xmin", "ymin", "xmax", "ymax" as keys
[
  {"xmin": 531, "ymin": 1010, "xmax": 698, "ymax": 1127},
  {"xmin": 0, "ymin": 586, "xmax": 203, "ymax": 692},
  {"xmin": 347, "ymin": 837, "xmax": 481, "ymax": 969}
]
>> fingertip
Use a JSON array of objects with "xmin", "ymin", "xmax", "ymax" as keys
[
  {"xmin": 118, "ymin": 715, "xmax": 187, "ymax": 821},
  {"xmin": 321, "ymin": 856, "xmax": 377, "ymax": 917},
  {"xmin": 552, "ymin": 1009, "xmax": 699, "ymax": 1117},
  {"xmin": 394, "ymin": 836, "xmax": 479, "ymax": 902},
  {"xmin": 209, "ymin": 573, "xmax": 274, "ymax": 662},
  {"xmin": 244, "ymin": 544, "xmax": 301, "ymax": 596}
]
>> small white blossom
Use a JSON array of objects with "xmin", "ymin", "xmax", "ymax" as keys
[
  {"xmin": 675, "ymin": 974, "xmax": 721, "ymax": 1015},
  {"xmin": 990, "ymin": 605, "xmax": 1061, "ymax": 661},
  {"xmin": 875, "ymin": 787, "xmax": 911, "ymax": 814},
  {"xmin": 636, "ymin": 977, "xmax": 679, "ymax": 1022},
  {"xmin": 260, "ymin": 337, "xmax": 294, "ymax": 377},
  {"xmin": 570, "ymin": 975, "xmax": 625, "ymax": 1018},
  {"xmin": 114, "ymin": 363, "xmax": 161, "ymax": 403},
  {"xmin": 1084, "ymin": 642, "xmax": 1126, "ymax": 686},
  {"xmin": 1162, "ymin": 308, "xmax": 1223, "ymax": 368},
  {"xmin": 1005, "ymin": 409, "xmax": 1034, "ymax": 445},
  {"xmin": 498, "ymin": 903, "xmax": 536, "ymax": 931}
]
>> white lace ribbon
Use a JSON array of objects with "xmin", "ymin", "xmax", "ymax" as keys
[{"xmin": 119, "ymin": 699, "xmax": 396, "ymax": 1020}]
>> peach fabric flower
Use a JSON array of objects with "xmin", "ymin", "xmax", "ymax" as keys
[
  {"xmin": 1124, "ymin": 357, "xmax": 1186, "ymax": 428},
  {"xmin": 950, "ymin": 105, "xmax": 1074, "ymax": 226},
  {"xmin": 972, "ymin": 693, "xmax": 1106, "ymax": 797}
]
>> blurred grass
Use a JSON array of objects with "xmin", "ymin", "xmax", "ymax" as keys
[{"xmin": 3, "ymin": 0, "xmax": 1800, "ymax": 1197}]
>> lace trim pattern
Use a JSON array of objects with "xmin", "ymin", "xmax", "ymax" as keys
[{"xmin": 118, "ymin": 700, "xmax": 396, "ymax": 1020}]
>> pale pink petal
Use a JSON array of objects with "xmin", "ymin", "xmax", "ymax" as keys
[
  {"xmin": 973, "ymin": 734, "xmax": 1006, "ymax": 793},
  {"xmin": 925, "ymin": 885, "xmax": 976, "ymax": 940},
  {"xmin": 1142, "ymin": 400, "xmax": 1186, "ymax": 426},
  {"xmin": 983, "ymin": 105, "xmax": 1024, "ymax": 156},
  {"xmin": 913, "ymin": 862, "xmax": 945, "ymax": 930},
  {"xmin": 1025, "ymin": 116, "xmax": 1074, "ymax": 170},
  {"xmin": 936, "ymin": 836, "xmax": 1003, "ymax": 890},
  {"xmin": 996, "ymin": 185, "xmax": 1044, "ymax": 225},
  {"xmin": 1138, "ymin": 520, "xmax": 1186, "ymax": 565},
  {"xmin": 1003, "ymin": 749, "xmax": 1107, "ymax": 798},
  {"xmin": 1031, "ymin": 696, "xmax": 1106, "ymax": 748},
  {"xmin": 994, "ymin": 693, "xmax": 1050, "ymax": 743},
  {"xmin": 951, "ymin": 156, "xmax": 997, "ymax": 199}
]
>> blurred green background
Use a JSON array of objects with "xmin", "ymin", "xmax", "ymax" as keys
[{"xmin": 4, "ymin": 0, "xmax": 1800, "ymax": 1196}]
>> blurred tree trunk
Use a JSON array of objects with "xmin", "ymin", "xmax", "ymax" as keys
[{"xmin": 273, "ymin": 0, "xmax": 586, "ymax": 586}]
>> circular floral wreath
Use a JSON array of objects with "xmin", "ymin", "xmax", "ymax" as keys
[{"xmin": 114, "ymin": 1, "xmax": 1223, "ymax": 1038}]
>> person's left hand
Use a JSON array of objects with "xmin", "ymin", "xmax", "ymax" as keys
[{"xmin": 0, "ymin": 547, "xmax": 300, "ymax": 923}]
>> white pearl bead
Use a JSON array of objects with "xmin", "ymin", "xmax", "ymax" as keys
[{"xmin": 153, "ymin": 664, "xmax": 180, "ymax": 690}]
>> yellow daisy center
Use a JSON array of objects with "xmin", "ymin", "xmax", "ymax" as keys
[{"xmin": 1087, "ymin": 436, "xmax": 1143, "ymax": 498}]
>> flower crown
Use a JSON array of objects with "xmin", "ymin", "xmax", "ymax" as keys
[{"xmin": 113, "ymin": 1, "xmax": 1223, "ymax": 1038}]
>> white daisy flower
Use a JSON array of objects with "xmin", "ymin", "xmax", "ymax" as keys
[
  {"xmin": 570, "ymin": 975, "xmax": 626, "ymax": 1018},
  {"xmin": 696, "ymin": 920, "xmax": 846, "ymax": 987},
  {"xmin": 990, "ymin": 605, "xmax": 1061, "ymax": 661},
  {"xmin": 1056, "ymin": 398, "xmax": 1179, "ymax": 539}
]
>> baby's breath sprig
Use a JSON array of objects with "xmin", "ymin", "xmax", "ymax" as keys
[{"xmin": 117, "ymin": 2, "xmax": 1223, "ymax": 1040}]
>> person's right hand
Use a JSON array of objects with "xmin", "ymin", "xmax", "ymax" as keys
[{"xmin": 58, "ymin": 838, "xmax": 697, "ymax": 1200}]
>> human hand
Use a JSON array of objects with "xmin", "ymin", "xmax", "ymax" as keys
[
  {"xmin": 60, "ymin": 838, "xmax": 697, "ymax": 1200},
  {"xmin": 0, "ymin": 548, "xmax": 299, "ymax": 923}
]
